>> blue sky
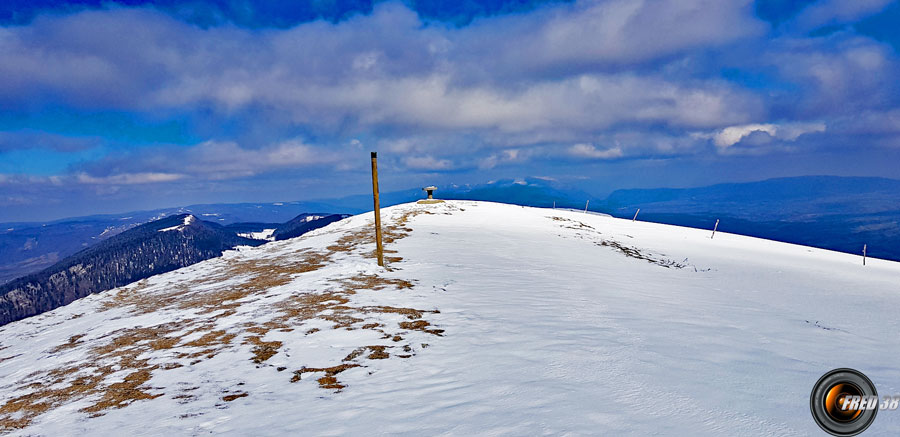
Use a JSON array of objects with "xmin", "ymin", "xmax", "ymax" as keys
[{"xmin": 1, "ymin": 0, "xmax": 899, "ymax": 221}]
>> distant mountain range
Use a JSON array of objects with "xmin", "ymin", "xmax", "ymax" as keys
[
  {"xmin": 273, "ymin": 214, "xmax": 350, "ymax": 241},
  {"xmin": 0, "ymin": 202, "xmax": 364, "ymax": 285},
  {"xmin": 0, "ymin": 212, "xmax": 345, "ymax": 325},
  {"xmin": 601, "ymin": 176, "xmax": 900, "ymax": 262},
  {"xmin": 2, "ymin": 175, "xmax": 898, "ymax": 289}
]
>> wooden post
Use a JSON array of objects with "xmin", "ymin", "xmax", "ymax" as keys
[
  {"xmin": 583, "ymin": 200, "xmax": 589, "ymax": 213},
  {"xmin": 863, "ymin": 244, "xmax": 867, "ymax": 266},
  {"xmin": 370, "ymin": 152, "xmax": 384, "ymax": 267},
  {"xmin": 711, "ymin": 219, "xmax": 719, "ymax": 239},
  {"xmin": 632, "ymin": 208, "xmax": 640, "ymax": 222}
]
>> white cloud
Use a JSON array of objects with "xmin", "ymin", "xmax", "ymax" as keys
[
  {"xmin": 0, "ymin": 0, "xmax": 895, "ymax": 189},
  {"xmin": 182, "ymin": 139, "xmax": 339, "ymax": 179},
  {"xmin": 759, "ymin": 35, "xmax": 897, "ymax": 118},
  {"xmin": 713, "ymin": 124, "xmax": 777, "ymax": 148},
  {"xmin": 462, "ymin": 0, "xmax": 765, "ymax": 72},
  {"xmin": 403, "ymin": 156, "xmax": 454, "ymax": 170},
  {"xmin": 77, "ymin": 172, "xmax": 185, "ymax": 185},
  {"xmin": 568, "ymin": 143, "xmax": 624, "ymax": 159},
  {"xmin": 777, "ymin": 122, "xmax": 828, "ymax": 141},
  {"xmin": 790, "ymin": 0, "xmax": 893, "ymax": 32},
  {"xmin": 707, "ymin": 122, "xmax": 826, "ymax": 149},
  {"xmin": 0, "ymin": 4, "xmax": 763, "ymax": 137},
  {"xmin": 72, "ymin": 138, "xmax": 341, "ymax": 183},
  {"xmin": 0, "ymin": 130, "xmax": 100, "ymax": 153},
  {"xmin": 290, "ymin": 73, "xmax": 760, "ymax": 133},
  {"xmin": 479, "ymin": 149, "xmax": 525, "ymax": 169}
]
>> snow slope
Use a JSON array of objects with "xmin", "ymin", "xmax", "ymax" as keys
[
  {"xmin": 2, "ymin": 201, "xmax": 900, "ymax": 435},
  {"xmin": 158, "ymin": 215, "xmax": 196, "ymax": 232},
  {"xmin": 236, "ymin": 228, "xmax": 276, "ymax": 241}
]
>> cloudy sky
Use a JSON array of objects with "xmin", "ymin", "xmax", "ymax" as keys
[{"xmin": 1, "ymin": 0, "xmax": 899, "ymax": 221}]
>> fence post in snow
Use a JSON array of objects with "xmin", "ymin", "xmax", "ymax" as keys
[
  {"xmin": 584, "ymin": 200, "xmax": 589, "ymax": 213},
  {"xmin": 711, "ymin": 219, "xmax": 719, "ymax": 239},
  {"xmin": 632, "ymin": 208, "xmax": 640, "ymax": 222},
  {"xmin": 863, "ymin": 244, "xmax": 867, "ymax": 266},
  {"xmin": 370, "ymin": 152, "xmax": 384, "ymax": 267}
]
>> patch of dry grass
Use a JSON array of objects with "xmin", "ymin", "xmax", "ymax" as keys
[
  {"xmin": 49, "ymin": 334, "xmax": 85, "ymax": 353},
  {"xmin": 596, "ymin": 240, "xmax": 687, "ymax": 268},
  {"xmin": 244, "ymin": 336, "xmax": 283, "ymax": 364},
  {"xmin": 548, "ymin": 215, "xmax": 687, "ymax": 269},
  {"xmin": 222, "ymin": 392, "xmax": 248, "ymax": 402},
  {"xmin": 398, "ymin": 320, "xmax": 445, "ymax": 336},
  {"xmin": 290, "ymin": 363, "xmax": 362, "ymax": 390},
  {"xmin": 81, "ymin": 367, "xmax": 162, "ymax": 414}
]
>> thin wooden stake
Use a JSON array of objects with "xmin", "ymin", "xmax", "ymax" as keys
[
  {"xmin": 711, "ymin": 219, "xmax": 719, "ymax": 239},
  {"xmin": 583, "ymin": 200, "xmax": 589, "ymax": 213},
  {"xmin": 370, "ymin": 152, "xmax": 384, "ymax": 267},
  {"xmin": 863, "ymin": 244, "xmax": 867, "ymax": 266},
  {"xmin": 632, "ymin": 208, "xmax": 640, "ymax": 222}
]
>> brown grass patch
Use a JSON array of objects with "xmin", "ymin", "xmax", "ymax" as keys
[
  {"xmin": 342, "ymin": 347, "xmax": 366, "ymax": 362},
  {"xmin": 340, "ymin": 274, "xmax": 416, "ymax": 291},
  {"xmin": 222, "ymin": 392, "xmax": 248, "ymax": 402},
  {"xmin": 316, "ymin": 375, "xmax": 344, "ymax": 390},
  {"xmin": 244, "ymin": 336, "xmax": 283, "ymax": 364},
  {"xmin": 366, "ymin": 346, "xmax": 389, "ymax": 360},
  {"xmin": 291, "ymin": 363, "xmax": 361, "ymax": 389},
  {"xmin": 0, "ymin": 354, "xmax": 21, "ymax": 364},
  {"xmin": 399, "ymin": 320, "xmax": 445, "ymax": 336},
  {"xmin": 183, "ymin": 330, "xmax": 236, "ymax": 349},
  {"xmin": 0, "ymin": 321, "xmax": 192, "ymax": 430},
  {"xmin": 173, "ymin": 393, "xmax": 196, "ymax": 404},
  {"xmin": 49, "ymin": 334, "xmax": 86, "ymax": 353},
  {"xmin": 82, "ymin": 367, "xmax": 162, "ymax": 414}
]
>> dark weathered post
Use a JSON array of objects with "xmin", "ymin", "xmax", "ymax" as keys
[
  {"xmin": 632, "ymin": 208, "xmax": 640, "ymax": 222},
  {"xmin": 863, "ymin": 244, "xmax": 867, "ymax": 266},
  {"xmin": 370, "ymin": 152, "xmax": 384, "ymax": 267},
  {"xmin": 711, "ymin": 219, "xmax": 719, "ymax": 239}
]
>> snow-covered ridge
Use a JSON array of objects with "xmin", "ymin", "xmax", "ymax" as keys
[
  {"xmin": 1, "ymin": 201, "xmax": 899, "ymax": 435},
  {"xmin": 157, "ymin": 215, "xmax": 196, "ymax": 232}
]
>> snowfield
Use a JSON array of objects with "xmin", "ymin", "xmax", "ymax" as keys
[
  {"xmin": 2, "ymin": 201, "xmax": 900, "ymax": 435},
  {"xmin": 236, "ymin": 228, "xmax": 276, "ymax": 241}
]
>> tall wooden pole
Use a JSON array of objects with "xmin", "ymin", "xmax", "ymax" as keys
[
  {"xmin": 370, "ymin": 152, "xmax": 384, "ymax": 267},
  {"xmin": 583, "ymin": 200, "xmax": 589, "ymax": 213},
  {"xmin": 632, "ymin": 208, "xmax": 640, "ymax": 222},
  {"xmin": 863, "ymin": 244, "xmax": 867, "ymax": 266},
  {"xmin": 711, "ymin": 219, "xmax": 719, "ymax": 239}
]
